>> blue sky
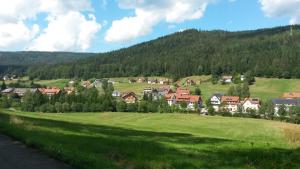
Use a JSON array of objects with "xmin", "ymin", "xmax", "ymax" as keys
[{"xmin": 0, "ymin": 0, "xmax": 298, "ymax": 52}]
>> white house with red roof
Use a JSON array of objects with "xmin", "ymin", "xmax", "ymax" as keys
[
  {"xmin": 165, "ymin": 88, "xmax": 202, "ymax": 110},
  {"xmin": 221, "ymin": 96, "xmax": 240, "ymax": 113},
  {"xmin": 38, "ymin": 87, "xmax": 61, "ymax": 96}
]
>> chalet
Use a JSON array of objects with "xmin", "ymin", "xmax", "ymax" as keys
[
  {"xmin": 159, "ymin": 79, "xmax": 170, "ymax": 85},
  {"xmin": 82, "ymin": 81, "xmax": 93, "ymax": 88},
  {"xmin": 158, "ymin": 87, "xmax": 173, "ymax": 96},
  {"xmin": 93, "ymin": 79, "xmax": 102, "ymax": 87},
  {"xmin": 3, "ymin": 75, "xmax": 9, "ymax": 81},
  {"xmin": 272, "ymin": 98, "xmax": 300, "ymax": 114},
  {"xmin": 13, "ymin": 88, "xmax": 38, "ymax": 97},
  {"xmin": 221, "ymin": 96, "xmax": 240, "ymax": 113},
  {"xmin": 39, "ymin": 87, "xmax": 61, "ymax": 96},
  {"xmin": 68, "ymin": 80, "xmax": 75, "ymax": 86},
  {"xmin": 282, "ymin": 92, "xmax": 300, "ymax": 99},
  {"xmin": 241, "ymin": 98, "xmax": 260, "ymax": 112},
  {"xmin": 240, "ymin": 75, "xmax": 245, "ymax": 82},
  {"xmin": 186, "ymin": 79, "xmax": 195, "ymax": 86},
  {"xmin": 222, "ymin": 76, "xmax": 233, "ymax": 83},
  {"xmin": 143, "ymin": 88, "xmax": 164, "ymax": 101},
  {"xmin": 137, "ymin": 77, "xmax": 146, "ymax": 83},
  {"xmin": 112, "ymin": 91, "xmax": 121, "ymax": 97},
  {"xmin": 108, "ymin": 79, "xmax": 116, "ymax": 85},
  {"xmin": 165, "ymin": 88, "xmax": 202, "ymax": 110},
  {"xmin": 122, "ymin": 92, "xmax": 138, "ymax": 104},
  {"xmin": 147, "ymin": 79, "xmax": 157, "ymax": 84},
  {"xmin": 210, "ymin": 93, "xmax": 224, "ymax": 111},
  {"xmin": 64, "ymin": 87, "xmax": 76, "ymax": 95},
  {"xmin": 1, "ymin": 88, "xmax": 14, "ymax": 95}
]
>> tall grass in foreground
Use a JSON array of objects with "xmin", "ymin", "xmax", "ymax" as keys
[{"xmin": 0, "ymin": 111, "xmax": 299, "ymax": 169}]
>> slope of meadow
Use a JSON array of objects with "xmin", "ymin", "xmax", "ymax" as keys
[{"xmin": 0, "ymin": 110, "xmax": 299, "ymax": 169}]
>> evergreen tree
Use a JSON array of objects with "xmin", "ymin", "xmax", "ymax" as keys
[
  {"xmin": 1, "ymin": 81, "xmax": 6, "ymax": 90},
  {"xmin": 195, "ymin": 87, "xmax": 201, "ymax": 96}
]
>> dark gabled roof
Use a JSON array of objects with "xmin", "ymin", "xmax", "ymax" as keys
[
  {"xmin": 272, "ymin": 98, "xmax": 300, "ymax": 105},
  {"xmin": 211, "ymin": 93, "xmax": 224, "ymax": 99}
]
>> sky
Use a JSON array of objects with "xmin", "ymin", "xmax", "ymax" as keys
[{"xmin": 0, "ymin": 0, "xmax": 299, "ymax": 53}]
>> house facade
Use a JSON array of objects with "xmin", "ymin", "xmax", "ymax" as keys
[
  {"xmin": 210, "ymin": 93, "xmax": 224, "ymax": 111},
  {"xmin": 241, "ymin": 98, "xmax": 260, "ymax": 112},
  {"xmin": 272, "ymin": 98, "xmax": 300, "ymax": 114},
  {"xmin": 222, "ymin": 76, "xmax": 233, "ymax": 83},
  {"xmin": 221, "ymin": 96, "xmax": 240, "ymax": 113},
  {"xmin": 122, "ymin": 92, "xmax": 138, "ymax": 104},
  {"xmin": 165, "ymin": 88, "xmax": 202, "ymax": 110}
]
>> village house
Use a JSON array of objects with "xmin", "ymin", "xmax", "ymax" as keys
[
  {"xmin": 38, "ymin": 87, "xmax": 61, "ymax": 96},
  {"xmin": 221, "ymin": 96, "xmax": 240, "ymax": 113},
  {"xmin": 13, "ymin": 88, "xmax": 38, "ymax": 97},
  {"xmin": 185, "ymin": 79, "xmax": 195, "ymax": 86},
  {"xmin": 68, "ymin": 80, "xmax": 75, "ymax": 86},
  {"xmin": 272, "ymin": 98, "xmax": 300, "ymax": 114},
  {"xmin": 210, "ymin": 93, "xmax": 224, "ymax": 111},
  {"xmin": 241, "ymin": 98, "xmax": 261, "ymax": 112},
  {"xmin": 82, "ymin": 81, "xmax": 93, "ymax": 88},
  {"xmin": 159, "ymin": 79, "xmax": 170, "ymax": 85},
  {"xmin": 122, "ymin": 92, "xmax": 138, "ymax": 104},
  {"xmin": 1, "ymin": 88, "xmax": 14, "ymax": 95},
  {"xmin": 282, "ymin": 92, "xmax": 300, "ymax": 99},
  {"xmin": 137, "ymin": 77, "xmax": 146, "ymax": 83},
  {"xmin": 165, "ymin": 88, "xmax": 202, "ymax": 110},
  {"xmin": 240, "ymin": 75, "xmax": 245, "ymax": 82},
  {"xmin": 112, "ymin": 91, "xmax": 121, "ymax": 97},
  {"xmin": 221, "ymin": 76, "xmax": 233, "ymax": 83},
  {"xmin": 147, "ymin": 79, "xmax": 157, "ymax": 84},
  {"xmin": 143, "ymin": 88, "xmax": 164, "ymax": 101},
  {"xmin": 93, "ymin": 79, "xmax": 103, "ymax": 87},
  {"xmin": 64, "ymin": 87, "xmax": 77, "ymax": 95}
]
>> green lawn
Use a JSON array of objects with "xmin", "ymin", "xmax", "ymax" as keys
[
  {"xmin": 180, "ymin": 77, "xmax": 300, "ymax": 102},
  {"xmin": 113, "ymin": 83, "xmax": 169, "ymax": 96},
  {"xmin": 0, "ymin": 110, "xmax": 299, "ymax": 169},
  {"xmin": 35, "ymin": 79, "xmax": 70, "ymax": 89}
]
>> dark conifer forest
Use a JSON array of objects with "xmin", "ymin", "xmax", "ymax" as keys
[{"xmin": 1, "ymin": 25, "xmax": 300, "ymax": 79}]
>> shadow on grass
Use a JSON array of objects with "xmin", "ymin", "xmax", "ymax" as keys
[{"xmin": 0, "ymin": 113, "xmax": 299, "ymax": 169}]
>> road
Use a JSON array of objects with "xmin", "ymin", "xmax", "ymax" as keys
[{"xmin": 0, "ymin": 134, "xmax": 73, "ymax": 169}]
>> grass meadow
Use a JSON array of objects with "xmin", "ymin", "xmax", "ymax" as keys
[{"xmin": 0, "ymin": 110, "xmax": 299, "ymax": 169}]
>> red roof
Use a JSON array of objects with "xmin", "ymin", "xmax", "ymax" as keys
[
  {"xmin": 282, "ymin": 92, "xmax": 300, "ymax": 99},
  {"xmin": 221, "ymin": 96, "xmax": 240, "ymax": 103},
  {"xmin": 39, "ymin": 87, "xmax": 61, "ymax": 95}
]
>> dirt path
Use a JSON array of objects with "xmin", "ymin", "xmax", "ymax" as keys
[{"xmin": 0, "ymin": 134, "xmax": 73, "ymax": 169}]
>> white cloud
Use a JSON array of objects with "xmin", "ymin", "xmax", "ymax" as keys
[
  {"xmin": 259, "ymin": 0, "xmax": 300, "ymax": 24},
  {"xmin": 28, "ymin": 12, "xmax": 101, "ymax": 51},
  {"xmin": 105, "ymin": 0, "xmax": 212, "ymax": 42},
  {"xmin": 0, "ymin": 22, "xmax": 39, "ymax": 49},
  {"xmin": 0, "ymin": 0, "xmax": 101, "ymax": 51}
]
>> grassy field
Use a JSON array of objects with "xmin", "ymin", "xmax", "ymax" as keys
[
  {"xmin": 35, "ymin": 79, "xmax": 70, "ymax": 89},
  {"xmin": 181, "ymin": 76, "xmax": 300, "ymax": 101},
  {"xmin": 0, "ymin": 110, "xmax": 299, "ymax": 169}
]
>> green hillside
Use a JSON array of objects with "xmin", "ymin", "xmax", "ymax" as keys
[
  {"xmin": 27, "ymin": 25, "xmax": 300, "ymax": 80},
  {"xmin": 0, "ymin": 110, "xmax": 299, "ymax": 169},
  {"xmin": 0, "ymin": 52, "xmax": 95, "ymax": 76}
]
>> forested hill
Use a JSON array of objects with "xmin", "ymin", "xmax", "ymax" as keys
[
  {"xmin": 0, "ymin": 52, "xmax": 95, "ymax": 76},
  {"xmin": 22, "ymin": 25, "xmax": 300, "ymax": 79}
]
